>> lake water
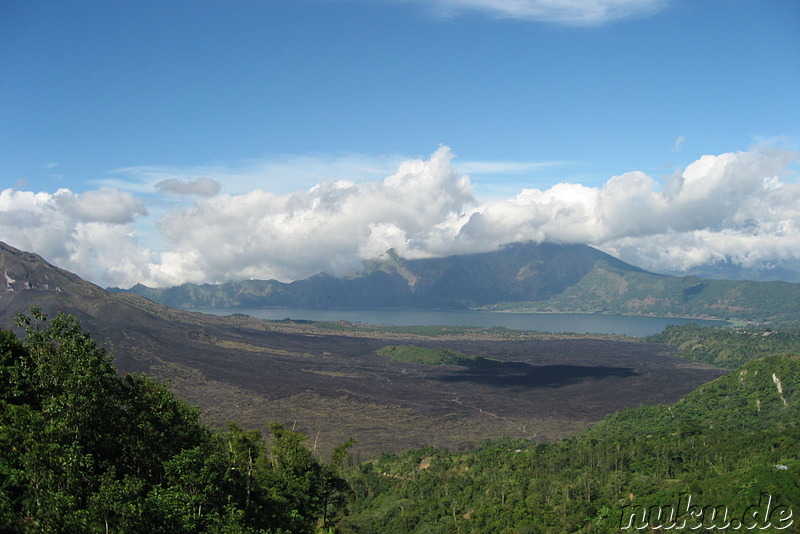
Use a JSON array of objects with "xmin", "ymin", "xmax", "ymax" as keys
[{"xmin": 190, "ymin": 307, "xmax": 729, "ymax": 337}]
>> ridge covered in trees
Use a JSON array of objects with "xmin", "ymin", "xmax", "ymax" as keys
[
  {"xmin": 646, "ymin": 323, "xmax": 800, "ymax": 369},
  {"xmin": 340, "ymin": 352, "xmax": 799, "ymax": 532}
]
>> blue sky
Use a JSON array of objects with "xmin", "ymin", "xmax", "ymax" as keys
[{"xmin": 1, "ymin": 0, "xmax": 799, "ymax": 287}]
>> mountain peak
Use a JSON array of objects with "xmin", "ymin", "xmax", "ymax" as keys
[
  {"xmin": 382, "ymin": 248, "xmax": 403, "ymax": 263},
  {"xmin": 1, "ymin": 241, "xmax": 62, "ymax": 293},
  {"xmin": 0, "ymin": 241, "xmax": 99, "ymax": 295}
]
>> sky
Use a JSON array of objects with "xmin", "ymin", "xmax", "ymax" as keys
[{"xmin": 1, "ymin": 0, "xmax": 799, "ymax": 288}]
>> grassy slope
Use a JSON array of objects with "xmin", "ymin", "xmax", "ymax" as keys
[{"xmin": 376, "ymin": 345, "xmax": 497, "ymax": 366}]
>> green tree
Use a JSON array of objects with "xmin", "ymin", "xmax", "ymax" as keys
[
  {"xmin": 262, "ymin": 423, "xmax": 353, "ymax": 533},
  {"xmin": 0, "ymin": 308, "xmax": 354, "ymax": 533}
]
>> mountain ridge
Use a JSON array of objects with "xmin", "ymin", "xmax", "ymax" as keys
[
  {"xmin": 116, "ymin": 241, "xmax": 800, "ymax": 326},
  {"xmin": 119, "ymin": 242, "xmax": 654, "ymax": 309}
]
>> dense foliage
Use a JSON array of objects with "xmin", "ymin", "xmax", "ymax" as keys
[
  {"xmin": 0, "ymin": 308, "xmax": 352, "ymax": 533},
  {"xmin": 647, "ymin": 323, "xmax": 800, "ymax": 369},
  {"xmin": 376, "ymin": 345, "xmax": 495, "ymax": 367},
  {"xmin": 340, "ymin": 354, "xmax": 800, "ymax": 533}
]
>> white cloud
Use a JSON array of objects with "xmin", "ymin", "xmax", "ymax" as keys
[
  {"xmin": 421, "ymin": 0, "xmax": 667, "ymax": 25},
  {"xmin": 462, "ymin": 146, "xmax": 799, "ymax": 266},
  {"xmin": 0, "ymin": 188, "xmax": 151, "ymax": 286},
  {"xmin": 144, "ymin": 144, "xmax": 799, "ymax": 286},
  {"xmin": 151, "ymin": 147, "xmax": 475, "ymax": 286},
  {"xmin": 58, "ymin": 187, "xmax": 148, "ymax": 224},
  {"xmin": 600, "ymin": 222, "xmax": 800, "ymax": 274},
  {"xmin": 1, "ymin": 144, "xmax": 799, "ymax": 288}
]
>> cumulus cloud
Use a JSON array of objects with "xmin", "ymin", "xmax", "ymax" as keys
[
  {"xmin": 140, "ymin": 144, "xmax": 800, "ymax": 287},
  {"xmin": 0, "ymin": 188, "xmax": 151, "ymax": 286},
  {"xmin": 151, "ymin": 147, "xmax": 474, "ymax": 285},
  {"xmin": 57, "ymin": 187, "xmax": 148, "ymax": 223},
  {"xmin": 1, "ymin": 144, "xmax": 799, "ymax": 288},
  {"xmin": 462, "ymin": 146, "xmax": 799, "ymax": 269},
  {"xmin": 420, "ymin": 0, "xmax": 667, "ymax": 25},
  {"xmin": 155, "ymin": 177, "xmax": 221, "ymax": 197}
]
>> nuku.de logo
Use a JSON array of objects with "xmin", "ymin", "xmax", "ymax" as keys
[{"xmin": 619, "ymin": 492, "xmax": 793, "ymax": 530}]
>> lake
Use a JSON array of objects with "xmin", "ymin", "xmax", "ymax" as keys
[{"xmin": 190, "ymin": 307, "xmax": 729, "ymax": 337}]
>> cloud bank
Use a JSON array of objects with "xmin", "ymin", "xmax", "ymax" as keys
[
  {"xmin": 0, "ymin": 188, "xmax": 152, "ymax": 286},
  {"xmin": 1, "ymin": 145, "xmax": 798, "ymax": 288}
]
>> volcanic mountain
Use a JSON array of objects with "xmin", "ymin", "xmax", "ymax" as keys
[
  {"xmin": 123, "ymin": 242, "xmax": 653, "ymax": 309},
  {"xmin": 121, "ymin": 241, "xmax": 800, "ymax": 326}
]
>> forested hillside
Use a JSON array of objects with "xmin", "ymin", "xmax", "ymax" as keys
[
  {"xmin": 647, "ymin": 323, "xmax": 800, "ymax": 368},
  {"xmin": 493, "ymin": 261, "xmax": 800, "ymax": 327},
  {"xmin": 340, "ymin": 353, "xmax": 800, "ymax": 533},
  {"xmin": 0, "ymin": 308, "xmax": 353, "ymax": 533}
]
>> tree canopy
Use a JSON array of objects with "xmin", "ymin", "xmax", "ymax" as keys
[{"xmin": 0, "ymin": 308, "xmax": 353, "ymax": 533}]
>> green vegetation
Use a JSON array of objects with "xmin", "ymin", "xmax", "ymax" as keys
[
  {"xmin": 504, "ymin": 262, "xmax": 800, "ymax": 327},
  {"xmin": 647, "ymin": 323, "xmax": 800, "ymax": 369},
  {"xmin": 376, "ymin": 345, "xmax": 495, "ymax": 366},
  {"xmin": 340, "ymin": 353, "xmax": 800, "ymax": 533},
  {"xmin": 0, "ymin": 308, "xmax": 353, "ymax": 533},
  {"xmin": 4, "ymin": 306, "xmax": 800, "ymax": 533}
]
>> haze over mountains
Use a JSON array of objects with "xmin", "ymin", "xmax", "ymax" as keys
[{"xmin": 120, "ymin": 241, "xmax": 800, "ymax": 327}]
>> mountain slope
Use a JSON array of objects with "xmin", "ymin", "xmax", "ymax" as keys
[
  {"xmin": 0, "ymin": 241, "xmax": 213, "ymax": 373},
  {"xmin": 588, "ymin": 353, "xmax": 799, "ymax": 439},
  {"xmin": 1, "ymin": 241, "xmax": 104, "ymax": 298},
  {"xmin": 511, "ymin": 259, "xmax": 800, "ymax": 325}
]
